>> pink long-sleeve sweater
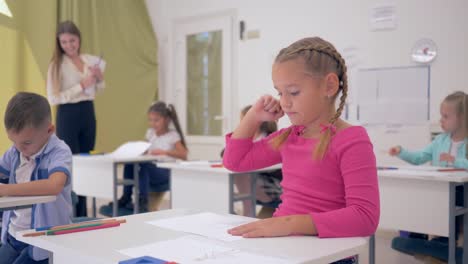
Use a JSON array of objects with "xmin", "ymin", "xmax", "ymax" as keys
[{"xmin": 223, "ymin": 126, "xmax": 380, "ymax": 238}]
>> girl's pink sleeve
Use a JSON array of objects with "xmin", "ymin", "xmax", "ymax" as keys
[
  {"xmin": 222, "ymin": 130, "xmax": 283, "ymax": 172},
  {"xmin": 311, "ymin": 137, "xmax": 380, "ymax": 238}
]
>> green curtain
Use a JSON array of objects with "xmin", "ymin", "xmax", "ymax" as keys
[
  {"xmin": 0, "ymin": 0, "xmax": 158, "ymax": 153},
  {"xmin": 0, "ymin": 0, "xmax": 57, "ymax": 152}
]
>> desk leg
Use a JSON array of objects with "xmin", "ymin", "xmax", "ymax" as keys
[
  {"xmin": 92, "ymin": 197, "xmax": 96, "ymax": 218},
  {"xmin": 369, "ymin": 234, "xmax": 375, "ymax": 264},
  {"xmin": 229, "ymin": 174, "xmax": 234, "ymax": 214},
  {"xmin": 449, "ymin": 182, "xmax": 456, "ymax": 264},
  {"xmin": 250, "ymin": 173, "xmax": 257, "ymax": 218},
  {"xmin": 134, "ymin": 163, "xmax": 140, "ymax": 214},
  {"xmin": 464, "ymin": 183, "xmax": 468, "ymax": 264},
  {"xmin": 113, "ymin": 164, "xmax": 118, "ymax": 217}
]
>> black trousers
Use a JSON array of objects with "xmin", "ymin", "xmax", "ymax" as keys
[{"xmin": 56, "ymin": 100, "xmax": 96, "ymax": 217}]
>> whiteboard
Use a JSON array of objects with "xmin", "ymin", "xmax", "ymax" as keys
[{"xmin": 357, "ymin": 66, "xmax": 430, "ymax": 124}]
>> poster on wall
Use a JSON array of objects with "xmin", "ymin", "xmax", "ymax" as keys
[{"xmin": 370, "ymin": 3, "xmax": 397, "ymax": 31}]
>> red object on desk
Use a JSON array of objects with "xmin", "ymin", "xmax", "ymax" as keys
[
  {"xmin": 438, "ymin": 168, "xmax": 467, "ymax": 172},
  {"xmin": 210, "ymin": 164, "xmax": 224, "ymax": 168}
]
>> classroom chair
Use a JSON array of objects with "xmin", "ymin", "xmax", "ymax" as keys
[
  {"xmin": 392, "ymin": 236, "xmax": 463, "ymax": 263},
  {"xmin": 71, "ymin": 191, "xmax": 99, "ymax": 222}
]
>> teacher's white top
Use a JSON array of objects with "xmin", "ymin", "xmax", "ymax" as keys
[{"xmin": 47, "ymin": 54, "xmax": 105, "ymax": 105}]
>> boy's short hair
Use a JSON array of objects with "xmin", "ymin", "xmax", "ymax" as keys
[{"xmin": 4, "ymin": 92, "xmax": 52, "ymax": 133}]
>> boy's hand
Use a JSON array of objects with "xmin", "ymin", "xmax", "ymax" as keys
[
  {"xmin": 440, "ymin": 153, "xmax": 455, "ymax": 163},
  {"xmin": 249, "ymin": 95, "xmax": 284, "ymax": 123},
  {"xmin": 389, "ymin": 146, "xmax": 401, "ymax": 156}
]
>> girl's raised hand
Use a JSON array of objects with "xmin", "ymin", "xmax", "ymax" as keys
[{"xmin": 249, "ymin": 95, "xmax": 284, "ymax": 122}]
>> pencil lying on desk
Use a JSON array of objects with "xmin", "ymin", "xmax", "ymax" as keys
[
  {"xmin": 49, "ymin": 221, "xmax": 121, "ymax": 235},
  {"xmin": 24, "ymin": 219, "xmax": 126, "ymax": 237},
  {"xmin": 438, "ymin": 168, "xmax": 467, "ymax": 172},
  {"xmin": 35, "ymin": 218, "xmax": 120, "ymax": 231}
]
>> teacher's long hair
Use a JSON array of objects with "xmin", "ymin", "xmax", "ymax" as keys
[{"xmin": 50, "ymin": 21, "xmax": 82, "ymax": 96}]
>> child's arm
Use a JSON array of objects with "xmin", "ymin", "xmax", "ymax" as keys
[
  {"xmin": 151, "ymin": 141, "xmax": 188, "ymax": 160},
  {"xmin": 223, "ymin": 95, "xmax": 284, "ymax": 171},
  {"xmin": 232, "ymin": 95, "xmax": 283, "ymax": 139},
  {"xmin": 223, "ymin": 131, "xmax": 283, "ymax": 171},
  {"xmin": 308, "ymin": 139, "xmax": 380, "ymax": 238},
  {"xmin": 453, "ymin": 156, "xmax": 468, "ymax": 169},
  {"xmin": 397, "ymin": 140, "xmax": 435, "ymax": 165},
  {"xmin": 0, "ymin": 172, "xmax": 66, "ymax": 196},
  {"xmin": 0, "ymin": 149, "xmax": 13, "ymax": 179},
  {"xmin": 229, "ymin": 214, "xmax": 317, "ymax": 237}
]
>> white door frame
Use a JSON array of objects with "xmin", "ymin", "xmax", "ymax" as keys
[{"xmin": 168, "ymin": 10, "xmax": 238, "ymax": 145}]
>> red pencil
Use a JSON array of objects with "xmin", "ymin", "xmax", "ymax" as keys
[
  {"xmin": 48, "ymin": 221, "xmax": 121, "ymax": 235},
  {"xmin": 438, "ymin": 168, "xmax": 467, "ymax": 172}
]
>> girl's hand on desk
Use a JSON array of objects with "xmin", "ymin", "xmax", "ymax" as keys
[
  {"xmin": 440, "ymin": 153, "xmax": 455, "ymax": 163},
  {"xmin": 149, "ymin": 149, "xmax": 166, "ymax": 156},
  {"xmin": 228, "ymin": 215, "xmax": 315, "ymax": 238}
]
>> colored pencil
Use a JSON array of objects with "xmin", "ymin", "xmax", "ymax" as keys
[
  {"xmin": 36, "ymin": 218, "xmax": 120, "ymax": 231},
  {"xmin": 438, "ymin": 168, "xmax": 467, "ymax": 172},
  {"xmin": 48, "ymin": 221, "xmax": 121, "ymax": 235},
  {"xmin": 377, "ymin": 166, "xmax": 398, "ymax": 170},
  {"xmin": 24, "ymin": 219, "xmax": 126, "ymax": 237}
]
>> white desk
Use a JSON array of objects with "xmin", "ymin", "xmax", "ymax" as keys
[
  {"xmin": 378, "ymin": 167, "xmax": 468, "ymax": 264},
  {"xmin": 73, "ymin": 155, "xmax": 172, "ymax": 216},
  {"xmin": 18, "ymin": 209, "xmax": 368, "ymax": 264},
  {"xmin": 0, "ymin": 195, "xmax": 56, "ymax": 212},
  {"xmin": 158, "ymin": 163, "xmax": 281, "ymax": 217}
]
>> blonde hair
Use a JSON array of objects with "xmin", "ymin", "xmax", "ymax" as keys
[
  {"xmin": 270, "ymin": 37, "xmax": 348, "ymax": 160},
  {"xmin": 443, "ymin": 91, "xmax": 468, "ymax": 158},
  {"xmin": 50, "ymin": 21, "xmax": 82, "ymax": 95}
]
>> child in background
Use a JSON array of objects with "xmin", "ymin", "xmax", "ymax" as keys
[
  {"xmin": 223, "ymin": 37, "xmax": 379, "ymax": 264},
  {"xmin": 224, "ymin": 105, "xmax": 282, "ymax": 217},
  {"xmin": 389, "ymin": 91, "xmax": 467, "ymax": 168},
  {"xmin": 0, "ymin": 92, "xmax": 73, "ymax": 264},
  {"xmin": 389, "ymin": 91, "xmax": 467, "ymax": 262},
  {"xmin": 111, "ymin": 101, "xmax": 187, "ymax": 213}
]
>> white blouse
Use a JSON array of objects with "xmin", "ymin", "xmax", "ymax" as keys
[
  {"xmin": 46, "ymin": 54, "xmax": 105, "ymax": 105},
  {"xmin": 145, "ymin": 129, "xmax": 181, "ymax": 151}
]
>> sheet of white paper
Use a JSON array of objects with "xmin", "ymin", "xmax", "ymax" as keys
[
  {"xmin": 118, "ymin": 235, "xmax": 293, "ymax": 264},
  {"xmin": 147, "ymin": 212, "xmax": 255, "ymax": 242},
  {"xmin": 107, "ymin": 141, "xmax": 150, "ymax": 159}
]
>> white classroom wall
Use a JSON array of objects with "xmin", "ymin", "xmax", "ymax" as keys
[{"xmin": 145, "ymin": 0, "xmax": 468, "ymax": 160}]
